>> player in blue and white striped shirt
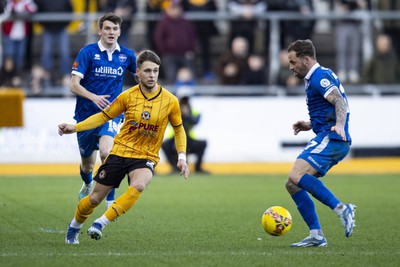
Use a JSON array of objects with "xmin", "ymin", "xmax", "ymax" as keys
[
  {"xmin": 285, "ymin": 39, "xmax": 356, "ymax": 247},
  {"xmin": 69, "ymin": 13, "xmax": 136, "ymax": 208}
]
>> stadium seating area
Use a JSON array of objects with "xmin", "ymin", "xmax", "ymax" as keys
[{"xmin": 2, "ymin": 3, "xmax": 400, "ymax": 97}]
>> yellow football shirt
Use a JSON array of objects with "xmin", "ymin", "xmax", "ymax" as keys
[{"xmin": 76, "ymin": 84, "xmax": 185, "ymax": 164}]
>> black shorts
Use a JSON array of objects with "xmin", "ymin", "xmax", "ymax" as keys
[{"xmin": 94, "ymin": 155, "xmax": 155, "ymax": 188}]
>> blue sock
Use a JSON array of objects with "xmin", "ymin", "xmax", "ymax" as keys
[
  {"xmin": 106, "ymin": 188, "xmax": 116, "ymax": 202},
  {"xmin": 298, "ymin": 174, "xmax": 340, "ymax": 209},
  {"xmin": 292, "ymin": 190, "xmax": 321, "ymax": 230},
  {"xmin": 80, "ymin": 167, "xmax": 92, "ymax": 185}
]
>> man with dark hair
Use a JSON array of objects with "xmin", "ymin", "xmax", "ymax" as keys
[
  {"xmin": 284, "ymin": 39, "xmax": 356, "ymax": 247},
  {"xmin": 69, "ymin": 13, "xmax": 137, "ymax": 209}
]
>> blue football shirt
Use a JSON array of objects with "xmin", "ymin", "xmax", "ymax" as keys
[
  {"xmin": 304, "ymin": 63, "xmax": 352, "ymax": 144},
  {"xmin": 71, "ymin": 41, "xmax": 136, "ymax": 122}
]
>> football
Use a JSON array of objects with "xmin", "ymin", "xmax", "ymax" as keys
[{"xmin": 261, "ymin": 206, "xmax": 292, "ymax": 236}]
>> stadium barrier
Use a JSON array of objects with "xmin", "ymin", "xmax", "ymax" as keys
[
  {"xmin": 0, "ymin": 96, "xmax": 399, "ymax": 175},
  {"xmin": 0, "ymin": 88, "xmax": 24, "ymax": 127}
]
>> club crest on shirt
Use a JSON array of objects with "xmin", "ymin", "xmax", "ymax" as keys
[
  {"xmin": 320, "ymin": 78, "xmax": 330, "ymax": 88},
  {"xmin": 99, "ymin": 170, "xmax": 106, "ymax": 179},
  {"xmin": 119, "ymin": 54, "xmax": 127, "ymax": 63},
  {"xmin": 142, "ymin": 111, "xmax": 151, "ymax": 120}
]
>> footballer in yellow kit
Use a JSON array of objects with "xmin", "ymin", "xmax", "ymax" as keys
[
  {"xmin": 59, "ymin": 50, "xmax": 189, "ymax": 244},
  {"xmin": 76, "ymin": 82, "xmax": 185, "ymax": 165}
]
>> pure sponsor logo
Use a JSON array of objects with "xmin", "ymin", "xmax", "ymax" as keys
[{"xmin": 129, "ymin": 121, "xmax": 159, "ymax": 138}]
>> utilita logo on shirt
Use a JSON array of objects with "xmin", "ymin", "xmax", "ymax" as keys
[{"xmin": 95, "ymin": 66, "xmax": 124, "ymax": 75}]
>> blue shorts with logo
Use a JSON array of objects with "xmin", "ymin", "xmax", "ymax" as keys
[
  {"xmin": 298, "ymin": 134, "xmax": 350, "ymax": 177},
  {"xmin": 77, "ymin": 117, "xmax": 121, "ymax": 158}
]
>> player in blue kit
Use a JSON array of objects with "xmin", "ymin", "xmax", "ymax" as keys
[
  {"xmin": 69, "ymin": 13, "xmax": 136, "ymax": 208},
  {"xmin": 285, "ymin": 39, "xmax": 356, "ymax": 247}
]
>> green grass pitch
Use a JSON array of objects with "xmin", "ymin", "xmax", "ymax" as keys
[{"xmin": 0, "ymin": 174, "xmax": 399, "ymax": 267}]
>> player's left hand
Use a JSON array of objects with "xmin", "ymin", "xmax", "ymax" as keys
[
  {"xmin": 331, "ymin": 125, "xmax": 347, "ymax": 141},
  {"xmin": 177, "ymin": 160, "xmax": 190, "ymax": 179}
]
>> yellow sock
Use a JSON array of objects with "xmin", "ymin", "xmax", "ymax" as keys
[
  {"xmin": 104, "ymin": 186, "xmax": 141, "ymax": 222},
  {"xmin": 74, "ymin": 196, "xmax": 99, "ymax": 224}
]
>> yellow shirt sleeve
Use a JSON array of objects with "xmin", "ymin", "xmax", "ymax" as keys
[
  {"xmin": 76, "ymin": 90, "xmax": 128, "ymax": 132},
  {"xmin": 173, "ymin": 124, "xmax": 187, "ymax": 154},
  {"xmin": 75, "ymin": 112, "xmax": 110, "ymax": 132}
]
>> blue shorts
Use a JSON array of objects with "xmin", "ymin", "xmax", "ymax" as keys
[
  {"xmin": 298, "ymin": 134, "xmax": 350, "ymax": 177},
  {"xmin": 77, "ymin": 118, "xmax": 121, "ymax": 158}
]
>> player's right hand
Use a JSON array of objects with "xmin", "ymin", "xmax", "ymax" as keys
[
  {"xmin": 58, "ymin": 123, "xmax": 76, "ymax": 136},
  {"xmin": 92, "ymin": 94, "xmax": 111, "ymax": 110},
  {"xmin": 292, "ymin": 120, "xmax": 311, "ymax": 135},
  {"xmin": 177, "ymin": 160, "xmax": 190, "ymax": 179}
]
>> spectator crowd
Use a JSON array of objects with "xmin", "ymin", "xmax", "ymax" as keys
[{"xmin": 1, "ymin": 0, "xmax": 400, "ymax": 96}]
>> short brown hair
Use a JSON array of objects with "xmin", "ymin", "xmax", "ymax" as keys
[
  {"xmin": 98, "ymin": 12, "xmax": 123, "ymax": 29},
  {"xmin": 136, "ymin": 50, "xmax": 161, "ymax": 69},
  {"xmin": 287, "ymin": 39, "xmax": 316, "ymax": 59}
]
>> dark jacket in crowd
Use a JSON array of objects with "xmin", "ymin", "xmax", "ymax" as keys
[{"xmin": 35, "ymin": 0, "xmax": 73, "ymax": 32}]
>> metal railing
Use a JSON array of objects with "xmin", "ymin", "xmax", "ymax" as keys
[{"xmin": 1, "ymin": 10, "xmax": 400, "ymax": 96}]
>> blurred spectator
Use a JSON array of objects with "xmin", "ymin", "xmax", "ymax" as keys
[
  {"xmin": 145, "ymin": 0, "xmax": 170, "ymax": 81},
  {"xmin": 103, "ymin": 0, "xmax": 138, "ymax": 87},
  {"xmin": 78, "ymin": 0, "xmax": 101, "ymax": 32},
  {"xmin": 0, "ymin": 0, "xmax": 7, "ymax": 69},
  {"xmin": 103, "ymin": 0, "xmax": 137, "ymax": 47},
  {"xmin": 266, "ymin": 0, "xmax": 315, "ymax": 50},
  {"xmin": 0, "ymin": 1, "xmax": 5, "ymax": 16},
  {"xmin": 362, "ymin": 33, "xmax": 400, "ymax": 84},
  {"xmin": 0, "ymin": 0, "xmax": 37, "ymax": 87},
  {"xmin": 227, "ymin": 0, "xmax": 266, "ymax": 54},
  {"xmin": 30, "ymin": 0, "xmax": 73, "ymax": 94},
  {"xmin": 276, "ymin": 49, "xmax": 300, "ymax": 90},
  {"xmin": 0, "ymin": 1, "xmax": 5, "ymax": 17},
  {"xmin": 162, "ymin": 86, "xmax": 209, "ymax": 174},
  {"xmin": 240, "ymin": 53, "xmax": 267, "ymax": 85},
  {"xmin": 174, "ymin": 66, "xmax": 196, "ymax": 87},
  {"xmin": 377, "ymin": 0, "xmax": 400, "ymax": 62},
  {"xmin": 154, "ymin": 2, "xmax": 197, "ymax": 84},
  {"xmin": 182, "ymin": 0, "xmax": 219, "ymax": 82},
  {"xmin": 332, "ymin": 0, "xmax": 370, "ymax": 84},
  {"xmin": 215, "ymin": 36, "xmax": 249, "ymax": 85},
  {"xmin": 145, "ymin": 0, "xmax": 170, "ymax": 53}
]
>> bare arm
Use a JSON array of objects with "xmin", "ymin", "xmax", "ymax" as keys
[
  {"xmin": 292, "ymin": 120, "xmax": 312, "ymax": 135},
  {"xmin": 325, "ymin": 88, "xmax": 347, "ymax": 141},
  {"xmin": 70, "ymin": 75, "xmax": 111, "ymax": 110}
]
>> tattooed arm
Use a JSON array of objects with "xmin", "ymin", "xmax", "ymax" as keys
[{"xmin": 326, "ymin": 88, "xmax": 347, "ymax": 141}]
